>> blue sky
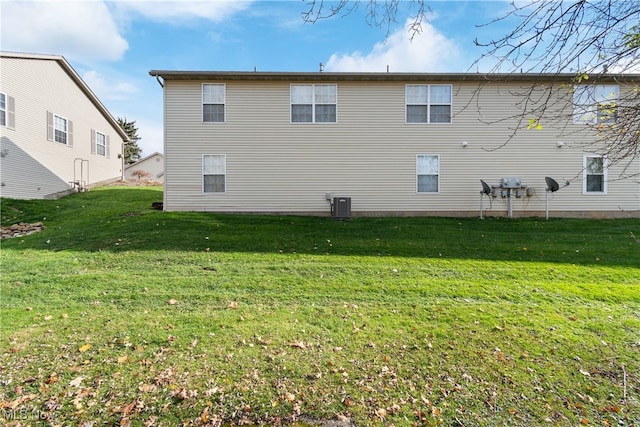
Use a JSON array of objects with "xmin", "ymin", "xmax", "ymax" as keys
[{"xmin": 1, "ymin": 0, "xmax": 516, "ymax": 156}]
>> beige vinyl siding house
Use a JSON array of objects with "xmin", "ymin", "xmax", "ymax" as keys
[
  {"xmin": 0, "ymin": 52, "xmax": 128, "ymax": 199},
  {"xmin": 149, "ymin": 70, "xmax": 640, "ymax": 218}
]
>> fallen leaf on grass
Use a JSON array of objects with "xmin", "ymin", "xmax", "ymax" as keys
[
  {"xmin": 69, "ymin": 376, "xmax": 85, "ymax": 387},
  {"xmin": 167, "ymin": 299, "xmax": 177, "ymax": 305},
  {"xmin": 79, "ymin": 343, "xmax": 91, "ymax": 352},
  {"xmin": 376, "ymin": 408, "xmax": 387, "ymax": 419},
  {"xmin": 290, "ymin": 340, "xmax": 306, "ymax": 349},
  {"xmin": 228, "ymin": 301, "xmax": 239, "ymax": 309},
  {"xmin": 579, "ymin": 369, "xmax": 591, "ymax": 376},
  {"xmin": 139, "ymin": 384, "xmax": 157, "ymax": 393}
]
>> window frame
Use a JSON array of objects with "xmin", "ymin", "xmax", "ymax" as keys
[
  {"xmin": 406, "ymin": 84, "xmax": 452, "ymax": 124},
  {"xmin": 0, "ymin": 92, "xmax": 6, "ymax": 127},
  {"xmin": 583, "ymin": 154, "xmax": 608, "ymax": 194},
  {"xmin": 202, "ymin": 83, "xmax": 226, "ymax": 123},
  {"xmin": 202, "ymin": 154, "xmax": 227, "ymax": 194},
  {"xmin": 94, "ymin": 130, "xmax": 108, "ymax": 157},
  {"xmin": 416, "ymin": 154, "xmax": 440, "ymax": 194},
  {"xmin": 290, "ymin": 84, "xmax": 337, "ymax": 124},
  {"xmin": 572, "ymin": 84, "xmax": 619, "ymax": 125},
  {"xmin": 54, "ymin": 114, "xmax": 69, "ymax": 145}
]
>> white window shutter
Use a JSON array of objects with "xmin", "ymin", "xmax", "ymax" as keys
[
  {"xmin": 7, "ymin": 96, "xmax": 15, "ymax": 130},
  {"xmin": 106, "ymin": 135, "xmax": 110, "ymax": 158},
  {"xmin": 47, "ymin": 111, "xmax": 54, "ymax": 141},
  {"xmin": 68, "ymin": 120, "xmax": 73, "ymax": 147},
  {"xmin": 91, "ymin": 129, "xmax": 96, "ymax": 154}
]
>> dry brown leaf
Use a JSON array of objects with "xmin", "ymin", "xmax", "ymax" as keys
[
  {"xmin": 69, "ymin": 376, "xmax": 84, "ymax": 387},
  {"xmin": 228, "ymin": 301, "xmax": 239, "ymax": 309},
  {"xmin": 139, "ymin": 384, "xmax": 157, "ymax": 393}
]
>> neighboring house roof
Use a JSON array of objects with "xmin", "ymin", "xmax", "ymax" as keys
[
  {"xmin": 124, "ymin": 152, "xmax": 164, "ymax": 169},
  {"xmin": 149, "ymin": 70, "xmax": 640, "ymax": 83},
  {"xmin": 124, "ymin": 152, "xmax": 164, "ymax": 181},
  {"xmin": 2, "ymin": 51, "xmax": 129, "ymax": 143}
]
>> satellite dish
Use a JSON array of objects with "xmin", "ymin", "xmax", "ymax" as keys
[
  {"xmin": 480, "ymin": 179, "xmax": 492, "ymax": 195},
  {"xmin": 545, "ymin": 176, "xmax": 560, "ymax": 192},
  {"xmin": 544, "ymin": 177, "xmax": 569, "ymax": 220}
]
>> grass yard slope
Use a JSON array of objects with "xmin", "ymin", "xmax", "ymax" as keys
[{"xmin": 1, "ymin": 186, "xmax": 639, "ymax": 426}]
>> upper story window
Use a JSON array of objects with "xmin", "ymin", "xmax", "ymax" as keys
[
  {"xmin": 0, "ymin": 92, "xmax": 15, "ymax": 130},
  {"xmin": 291, "ymin": 84, "xmax": 337, "ymax": 123},
  {"xmin": 583, "ymin": 154, "xmax": 607, "ymax": 194},
  {"xmin": 203, "ymin": 84, "xmax": 225, "ymax": 123},
  {"xmin": 573, "ymin": 84, "xmax": 619, "ymax": 125},
  {"xmin": 406, "ymin": 84, "xmax": 452, "ymax": 123},
  {"xmin": 92, "ymin": 129, "xmax": 109, "ymax": 157},
  {"xmin": 416, "ymin": 154, "xmax": 440, "ymax": 193},
  {"xmin": 47, "ymin": 111, "xmax": 73, "ymax": 146}
]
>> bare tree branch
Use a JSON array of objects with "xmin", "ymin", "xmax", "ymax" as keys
[
  {"xmin": 470, "ymin": 0, "xmax": 640, "ymax": 175},
  {"xmin": 301, "ymin": 0, "xmax": 429, "ymax": 41}
]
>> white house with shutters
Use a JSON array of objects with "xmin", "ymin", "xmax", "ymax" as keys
[
  {"xmin": 0, "ymin": 51, "xmax": 128, "ymax": 199},
  {"xmin": 148, "ymin": 69, "xmax": 640, "ymax": 218}
]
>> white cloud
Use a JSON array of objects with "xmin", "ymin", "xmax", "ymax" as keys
[
  {"xmin": 325, "ymin": 19, "xmax": 463, "ymax": 72},
  {"xmin": 82, "ymin": 70, "xmax": 139, "ymax": 102},
  {"xmin": 0, "ymin": 0, "xmax": 128, "ymax": 61},
  {"xmin": 117, "ymin": 0, "xmax": 253, "ymax": 23}
]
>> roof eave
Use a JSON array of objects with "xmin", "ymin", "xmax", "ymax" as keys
[
  {"xmin": 2, "ymin": 51, "xmax": 130, "ymax": 142},
  {"xmin": 148, "ymin": 70, "xmax": 640, "ymax": 83}
]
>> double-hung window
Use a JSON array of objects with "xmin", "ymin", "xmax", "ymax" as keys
[
  {"xmin": 203, "ymin": 154, "xmax": 226, "ymax": 193},
  {"xmin": 406, "ymin": 85, "xmax": 452, "ymax": 123},
  {"xmin": 291, "ymin": 84, "xmax": 337, "ymax": 123},
  {"xmin": 47, "ymin": 112, "xmax": 73, "ymax": 146},
  {"xmin": 55, "ymin": 116, "xmax": 68, "ymax": 144},
  {"xmin": 0, "ymin": 93, "xmax": 6, "ymax": 127},
  {"xmin": 573, "ymin": 85, "xmax": 619, "ymax": 125},
  {"xmin": 92, "ymin": 130, "xmax": 108, "ymax": 157},
  {"xmin": 1, "ymin": 93, "xmax": 15, "ymax": 130},
  {"xmin": 583, "ymin": 154, "xmax": 607, "ymax": 194},
  {"xmin": 203, "ymin": 84, "xmax": 225, "ymax": 123},
  {"xmin": 416, "ymin": 155, "xmax": 439, "ymax": 193}
]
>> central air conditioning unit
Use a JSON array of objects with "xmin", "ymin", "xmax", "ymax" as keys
[{"xmin": 332, "ymin": 197, "xmax": 351, "ymax": 220}]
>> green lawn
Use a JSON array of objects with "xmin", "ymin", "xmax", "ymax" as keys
[{"xmin": 1, "ymin": 186, "xmax": 639, "ymax": 426}]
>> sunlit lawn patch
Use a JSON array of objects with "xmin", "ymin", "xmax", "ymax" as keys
[{"xmin": 1, "ymin": 187, "xmax": 638, "ymax": 425}]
